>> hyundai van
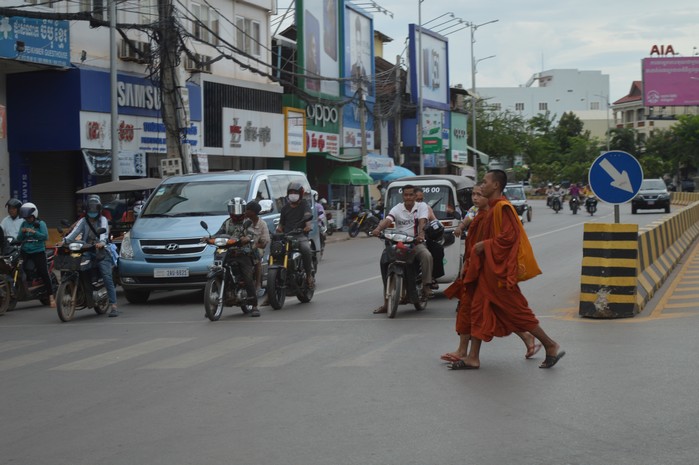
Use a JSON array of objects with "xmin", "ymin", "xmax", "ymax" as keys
[{"xmin": 118, "ymin": 170, "xmax": 320, "ymax": 303}]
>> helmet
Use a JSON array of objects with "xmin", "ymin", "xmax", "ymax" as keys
[
  {"xmin": 227, "ymin": 197, "xmax": 246, "ymax": 216},
  {"xmin": 133, "ymin": 200, "xmax": 145, "ymax": 216},
  {"xmin": 19, "ymin": 202, "xmax": 38, "ymax": 219},
  {"xmin": 86, "ymin": 195, "xmax": 102, "ymax": 215},
  {"xmin": 5, "ymin": 198, "xmax": 22, "ymax": 210},
  {"xmin": 554, "ymin": 185, "xmax": 560, "ymax": 189},
  {"xmin": 424, "ymin": 219, "xmax": 444, "ymax": 241},
  {"xmin": 245, "ymin": 200, "xmax": 262, "ymax": 215},
  {"xmin": 547, "ymin": 183, "xmax": 553, "ymax": 187},
  {"xmin": 287, "ymin": 181, "xmax": 304, "ymax": 196},
  {"xmin": 320, "ymin": 198, "xmax": 328, "ymax": 205}
]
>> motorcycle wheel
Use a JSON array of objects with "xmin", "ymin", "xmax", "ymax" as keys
[
  {"xmin": 572, "ymin": 204, "xmax": 578, "ymax": 215},
  {"xmin": 554, "ymin": 202, "xmax": 560, "ymax": 213},
  {"xmin": 386, "ymin": 273, "xmax": 401, "ymax": 319},
  {"xmin": 296, "ymin": 277, "xmax": 314, "ymax": 303},
  {"xmin": 0, "ymin": 278, "xmax": 10, "ymax": 315},
  {"xmin": 56, "ymin": 278, "xmax": 78, "ymax": 322},
  {"xmin": 204, "ymin": 276, "xmax": 225, "ymax": 321},
  {"xmin": 267, "ymin": 268, "xmax": 286, "ymax": 310},
  {"xmin": 348, "ymin": 222, "xmax": 360, "ymax": 238}
]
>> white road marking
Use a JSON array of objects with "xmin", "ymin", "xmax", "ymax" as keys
[
  {"xmin": 236, "ymin": 335, "xmax": 334, "ymax": 367},
  {"xmin": 51, "ymin": 338, "xmax": 192, "ymax": 371},
  {"xmin": 327, "ymin": 334, "xmax": 418, "ymax": 367},
  {"xmin": 314, "ymin": 276, "xmax": 381, "ymax": 295},
  {"xmin": 0, "ymin": 340, "xmax": 43, "ymax": 354},
  {"xmin": 140, "ymin": 336, "xmax": 269, "ymax": 369},
  {"xmin": 0, "ymin": 339, "xmax": 115, "ymax": 371}
]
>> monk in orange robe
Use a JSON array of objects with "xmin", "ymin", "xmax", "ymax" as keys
[{"xmin": 453, "ymin": 170, "xmax": 565, "ymax": 369}]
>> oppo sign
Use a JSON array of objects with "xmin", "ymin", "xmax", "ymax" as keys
[{"xmin": 306, "ymin": 104, "xmax": 338, "ymax": 127}]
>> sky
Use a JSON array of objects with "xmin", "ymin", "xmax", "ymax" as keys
[{"xmin": 363, "ymin": 0, "xmax": 699, "ymax": 102}]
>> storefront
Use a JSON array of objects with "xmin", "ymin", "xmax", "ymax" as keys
[{"xmin": 7, "ymin": 67, "xmax": 201, "ymax": 227}]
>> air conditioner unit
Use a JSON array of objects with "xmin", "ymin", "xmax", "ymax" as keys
[
  {"xmin": 184, "ymin": 54, "xmax": 212, "ymax": 73},
  {"xmin": 160, "ymin": 158, "xmax": 182, "ymax": 177},
  {"xmin": 119, "ymin": 40, "xmax": 139, "ymax": 62}
]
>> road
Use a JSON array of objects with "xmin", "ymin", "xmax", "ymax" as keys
[{"xmin": 2, "ymin": 200, "xmax": 698, "ymax": 465}]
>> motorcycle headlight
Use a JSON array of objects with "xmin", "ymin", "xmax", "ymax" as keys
[
  {"xmin": 68, "ymin": 243, "xmax": 83, "ymax": 252},
  {"xmin": 120, "ymin": 232, "xmax": 134, "ymax": 260},
  {"xmin": 214, "ymin": 237, "xmax": 229, "ymax": 247}
]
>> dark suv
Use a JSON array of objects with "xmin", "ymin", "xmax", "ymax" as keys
[
  {"xmin": 504, "ymin": 183, "xmax": 532, "ymax": 222},
  {"xmin": 632, "ymin": 178, "xmax": 671, "ymax": 214}
]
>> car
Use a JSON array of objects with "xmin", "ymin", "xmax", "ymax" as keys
[
  {"xmin": 503, "ymin": 183, "xmax": 532, "ymax": 222},
  {"xmin": 631, "ymin": 178, "xmax": 671, "ymax": 214}
]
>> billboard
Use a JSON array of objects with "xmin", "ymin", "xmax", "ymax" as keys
[
  {"xmin": 298, "ymin": 0, "xmax": 341, "ymax": 97},
  {"xmin": 409, "ymin": 24, "xmax": 449, "ymax": 110},
  {"xmin": 344, "ymin": 6, "xmax": 374, "ymax": 99},
  {"xmin": 642, "ymin": 57, "xmax": 699, "ymax": 106}
]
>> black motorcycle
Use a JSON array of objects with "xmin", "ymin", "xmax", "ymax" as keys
[
  {"xmin": 348, "ymin": 209, "xmax": 379, "ymax": 238},
  {"xmin": 200, "ymin": 220, "xmax": 256, "ymax": 321},
  {"xmin": 266, "ymin": 228, "xmax": 316, "ymax": 310},
  {"xmin": 569, "ymin": 196, "xmax": 579, "ymax": 215},
  {"xmin": 585, "ymin": 196, "xmax": 598, "ymax": 216},
  {"xmin": 54, "ymin": 228, "xmax": 111, "ymax": 322},
  {"xmin": 377, "ymin": 231, "xmax": 427, "ymax": 318},
  {"xmin": 551, "ymin": 193, "xmax": 563, "ymax": 213},
  {"xmin": 0, "ymin": 237, "xmax": 58, "ymax": 314}
]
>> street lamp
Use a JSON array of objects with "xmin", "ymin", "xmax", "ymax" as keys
[{"xmin": 469, "ymin": 19, "xmax": 498, "ymax": 181}]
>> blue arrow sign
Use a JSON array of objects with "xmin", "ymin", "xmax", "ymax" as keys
[{"xmin": 589, "ymin": 151, "xmax": 644, "ymax": 204}]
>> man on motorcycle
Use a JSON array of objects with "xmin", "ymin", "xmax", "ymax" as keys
[
  {"xmin": 1, "ymin": 198, "xmax": 24, "ymax": 241},
  {"xmin": 63, "ymin": 195, "xmax": 118, "ymax": 316},
  {"xmin": 568, "ymin": 183, "xmax": 581, "ymax": 209},
  {"xmin": 209, "ymin": 197, "xmax": 261, "ymax": 317},
  {"xmin": 370, "ymin": 184, "xmax": 433, "ymax": 314},
  {"xmin": 276, "ymin": 182, "xmax": 315, "ymax": 290},
  {"xmin": 15, "ymin": 202, "xmax": 56, "ymax": 308},
  {"xmin": 545, "ymin": 183, "xmax": 554, "ymax": 207},
  {"xmin": 243, "ymin": 200, "xmax": 270, "ymax": 300}
]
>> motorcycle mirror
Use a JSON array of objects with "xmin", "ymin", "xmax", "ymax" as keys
[
  {"xmin": 60, "ymin": 219, "xmax": 72, "ymax": 227},
  {"xmin": 200, "ymin": 220, "xmax": 209, "ymax": 230},
  {"xmin": 242, "ymin": 219, "xmax": 253, "ymax": 229}
]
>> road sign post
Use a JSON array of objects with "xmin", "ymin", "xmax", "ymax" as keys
[{"xmin": 588, "ymin": 151, "xmax": 644, "ymax": 223}]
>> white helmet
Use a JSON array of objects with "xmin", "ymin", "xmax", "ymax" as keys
[
  {"xmin": 19, "ymin": 202, "xmax": 38, "ymax": 219},
  {"xmin": 320, "ymin": 198, "xmax": 328, "ymax": 205},
  {"xmin": 227, "ymin": 197, "xmax": 246, "ymax": 217},
  {"xmin": 133, "ymin": 200, "xmax": 145, "ymax": 215}
]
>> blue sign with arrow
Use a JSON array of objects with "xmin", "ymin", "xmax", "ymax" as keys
[{"xmin": 589, "ymin": 151, "xmax": 644, "ymax": 204}]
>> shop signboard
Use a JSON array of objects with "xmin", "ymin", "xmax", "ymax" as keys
[
  {"xmin": 284, "ymin": 107, "xmax": 306, "ymax": 156},
  {"xmin": 297, "ymin": 0, "xmax": 340, "ymax": 97},
  {"xmin": 422, "ymin": 109, "xmax": 443, "ymax": 154},
  {"xmin": 0, "ymin": 17, "xmax": 70, "ymax": 67},
  {"xmin": 222, "ymin": 108, "xmax": 284, "ymax": 158}
]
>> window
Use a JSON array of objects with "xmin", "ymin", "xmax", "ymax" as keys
[
  {"xmin": 81, "ymin": 0, "xmax": 104, "ymax": 20},
  {"xmin": 140, "ymin": 0, "xmax": 156, "ymax": 25},
  {"xmin": 236, "ymin": 16, "xmax": 261, "ymax": 57},
  {"xmin": 491, "ymin": 103, "xmax": 502, "ymax": 111},
  {"xmin": 538, "ymin": 102, "xmax": 548, "ymax": 111},
  {"xmin": 515, "ymin": 103, "xmax": 524, "ymax": 111},
  {"xmin": 590, "ymin": 102, "xmax": 600, "ymax": 110},
  {"xmin": 192, "ymin": 3, "xmax": 219, "ymax": 45}
]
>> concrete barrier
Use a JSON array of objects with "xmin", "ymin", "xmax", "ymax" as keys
[{"xmin": 671, "ymin": 192, "xmax": 699, "ymax": 206}]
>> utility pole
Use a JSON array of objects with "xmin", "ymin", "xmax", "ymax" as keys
[
  {"xmin": 393, "ymin": 54, "xmax": 402, "ymax": 164},
  {"xmin": 158, "ymin": 0, "xmax": 191, "ymax": 174},
  {"xmin": 109, "ymin": 0, "xmax": 119, "ymax": 181}
]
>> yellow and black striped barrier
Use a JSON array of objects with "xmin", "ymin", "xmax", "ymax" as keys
[
  {"xmin": 671, "ymin": 192, "xmax": 699, "ymax": 206},
  {"xmin": 580, "ymin": 223, "xmax": 639, "ymax": 318}
]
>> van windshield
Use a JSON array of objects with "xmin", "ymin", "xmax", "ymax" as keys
[
  {"xmin": 386, "ymin": 185, "xmax": 459, "ymax": 220},
  {"xmin": 142, "ymin": 180, "xmax": 249, "ymax": 217}
]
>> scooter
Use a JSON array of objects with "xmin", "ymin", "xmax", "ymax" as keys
[
  {"xmin": 585, "ymin": 196, "xmax": 598, "ymax": 216},
  {"xmin": 569, "ymin": 196, "xmax": 579, "ymax": 215},
  {"xmin": 376, "ymin": 231, "xmax": 427, "ymax": 318},
  {"xmin": 551, "ymin": 193, "xmax": 563, "ymax": 213},
  {"xmin": 0, "ymin": 237, "xmax": 58, "ymax": 313}
]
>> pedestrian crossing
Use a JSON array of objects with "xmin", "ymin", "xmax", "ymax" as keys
[{"xmin": 0, "ymin": 333, "xmax": 424, "ymax": 372}]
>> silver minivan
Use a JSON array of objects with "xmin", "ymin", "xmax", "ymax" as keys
[{"xmin": 118, "ymin": 170, "xmax": 320, "ymax": 303}]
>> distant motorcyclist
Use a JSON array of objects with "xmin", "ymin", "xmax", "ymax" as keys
[
  {"xmin": 568, "ymin": 183, "xmax": 581, "ymax": 210},
  {"xmin": 207, "ymin": 197, "xmax": 260, "ymax": 317},
  {"xmin": 63, "ymin": 195, "xmax": 118, "ymax": 316},
  {"xmin": 1, "ymin": 198, "xmax": 24, "ymax": 241},
  {"xmin": 16, "ymin": 202, "xmax": 56, "ymax": 308},
  {"xmin": 277, "ymin": 182, "xmax": 315, "ymax": 290},
  {"xmin": 545, "ymin": 183, "xmax": 554, "ymax": 207}
]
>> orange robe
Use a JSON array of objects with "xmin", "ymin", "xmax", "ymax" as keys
[
  {"xmin": 451, "ymin": 210, "xmax": 487, "ymax": 335},
  {"xmin": 466, "ymin": 196, "xmax": 540, "ymax": 342}
]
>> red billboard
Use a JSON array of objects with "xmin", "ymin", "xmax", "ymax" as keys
[{"xmin": 642, "ymin": 56, "xmax": 699, "ymax": 106}]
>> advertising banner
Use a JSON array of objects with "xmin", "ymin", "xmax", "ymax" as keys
[
  {"xmin": 642, "ymin": 57, "xmax": 699, "ymax": 106},
  {"xmin": 306, "ymin": 130, "xmax": 340, "ymax": 157},
  {"xmin": 342, "ymin": 102, "xmax": 374, "ymax": 149},
  {"xmin": 409, "ymin": 25, "xmax": 450, "ymax": 110},
  {"xmin": 222, "ymin": 108, "xmax": 284, "ymax": 158},
  {"xmin": 344, "ymin": 6, "xmax": 374, "ymax": 99},
  {"xmin": 422, "ymin": 110, "xmax": 443, "ymax": 154},
  {"xmin": 0, "ymin": 16, "xmax": 70, "ymax": 67},
  {"xmin": 298, "ymin": 0, "xmax": 340, "ymax": 97},
  {"xmin": 284, "ymin": 108, "xmax": 306, "ymax": 156}
]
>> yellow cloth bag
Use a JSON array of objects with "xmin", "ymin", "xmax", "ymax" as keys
[{"xmin": 492, "ymin": 201, "xmax": 542, "ymax": 282}]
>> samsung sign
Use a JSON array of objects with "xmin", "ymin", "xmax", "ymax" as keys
[{"xmin": 117, "ymin": 81, "xmax": 161, "ymax": 111}]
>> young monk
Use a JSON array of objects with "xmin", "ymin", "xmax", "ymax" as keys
[
  {"xmin": 442, "ymin": 183, "xmax": 540, "ymax": 365},
  {"xmin": 452, "ymin": 170, "xmax": 565, "ymax": 369}
]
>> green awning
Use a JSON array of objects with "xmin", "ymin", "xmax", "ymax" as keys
[
  {"xmin": 323, "ymin": 166, "xmax": 375, "ymax": 186},
  {"xmin": 308, "ymin": 151, "xmax": 362, "ymax": 163}
]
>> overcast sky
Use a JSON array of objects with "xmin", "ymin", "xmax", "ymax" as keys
[{"xmin": 367, "ymin": 0, "xmax": 699, "ymax": 102}]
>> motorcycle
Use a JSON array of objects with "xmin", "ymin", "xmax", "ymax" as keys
[
  {"xmin": 348, "ymin": 209, "xmax": 380, "ymax": 238},
  {"xmin": 266, "ymin": 228, "xmax": 316, "ymax": 310},
  {"xmin": 318, "ymin": 217, "xmax": 327, "ymax": 260},
  {"xmin": 54, "ymin": 227, "xmax": 111, "ymax": 322},
  {"xmin": 569, "ymin": 196, "xmax": 579, "ymax": 215},
  {"xmin": 200, "ymin": 220, "xmax": 256, "ymax": 321},
  {"xmin": 0, "ymin": 237, "xmax": 58, "ymax": 314},
  {"xmin": 325, "ymin": 212, "xmax": 336, "ymax": 236},
  {"xmin": 376, "ymin": 231, "xmax": 427, "ymax": 318},
  {"xmin": 585, "ymin": 196, "xmax": 598, "ymax": 216},
  {"xmin": 551, "ymin": 193, "xmax": 563, "ymax": 213}
]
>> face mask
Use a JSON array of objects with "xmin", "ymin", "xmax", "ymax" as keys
[
  {"xmin": 87, "ymin": 211, "xmax": 99, "ymax": 219},
  {"xmin": 288, "ymin": 194, "xmax": 300, "ymax": 203}
]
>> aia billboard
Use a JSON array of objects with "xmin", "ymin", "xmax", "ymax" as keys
[
  {"xmin": 297, "ymin": 0, "xmax": 342, "ymax": 97},
  {"xmin": 408, "ymin": 25, "xmax": 450, "ymax": 110},
  {"xmin": 642, "ymin": 57, "xmax": 699, "ymax": 106}
]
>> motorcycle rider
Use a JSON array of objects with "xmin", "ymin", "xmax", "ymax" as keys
[
  {"xmin": 568, "ymin": 183, "xmax": 581, "ymax": 210},
  {"xmin": 1, "ymin": 198, "xmax": 24, "ymax": 241},
  {"xmin": 208, "ymin": 197, "xmax": 261, "ymax": 317},
  {"xmin": 415, "ymin": 187, "xmax": 443, "ymax": 289},
  {"xmin": 370, "ymin": 184, "xmax": 433, "ymax": 314},
  {"xmin": 63, "ymin": 195, "xmax": 119, "ymax": 317},
  {"xmin": 243, "ymin": 200, "xmax": 270, "ymax": 300},
  {"xmin": 551, "ymin": 184, "xmax": 565, "ymax": 209},
  {"xmin": 276, "ymin": 182, "xmax": 315, "ymax": 290},
  {"xmin": 15, "ymin": 202, "xmax": 56, "ymax": 308}
]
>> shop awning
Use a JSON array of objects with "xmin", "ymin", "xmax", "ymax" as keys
[
  {"xmin": 371, "ymin": 166, "xmax": 416, "ymax": 182},
  {"xmin": 466, "ymin": 145, "xmax": 491, "ymax": 164},
  {"xmin": 450, "ymin": 163, "xmax": 476, "ymax": 179},
  {"xmin": 324, "ymin": 166, "xmax": 375, "ymax": 185},
  {"xmin": 308, "ymin": 151, "xmax": 362, "ymax": 163}
]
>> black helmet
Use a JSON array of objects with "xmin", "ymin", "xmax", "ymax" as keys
[
  {"xmin": 424, "ymin": 219, "xmax": 444, "ymax": 241},
  {"xmin": 245, "ymin": 200, "xmax": 262, "ymax": 215},
  {"xmin": 227, "ymin": 197, "xmax": 246, "ymax": 217},
  {"xmin": 5, "ymin": 198, "xmax": 22, "ymax": 210},
  {"xmin": 287, "ymin": 182, "xmax": 304, "ymax": 195}
]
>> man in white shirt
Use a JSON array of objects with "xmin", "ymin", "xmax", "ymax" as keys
[
  {"xmin": 370, "ymin": 184, "xmax": 433, "ymax": 314},
  {"xmin": 1, "ymin": 198, "xmax": 24, "ymax": 241}
]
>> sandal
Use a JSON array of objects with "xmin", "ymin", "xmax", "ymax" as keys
[
  {"xmin": 421, "ymin": 287, "xmax": 434, "ymax": 299},
  {"xmin": 539, "ymin": 350, "xmax": 566, "ymax": 369},
  {"xmin": 372, "ymin": 306, "xmax": 387, "ymax": 314},
  {"xmin": 448, "ymin": 359, "xmax": 479, "ymax": 370}
]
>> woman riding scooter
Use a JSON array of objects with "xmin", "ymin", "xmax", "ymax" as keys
[{"xmin": 15, "ymin": 203, "xmax": 56, "ymax": 308}]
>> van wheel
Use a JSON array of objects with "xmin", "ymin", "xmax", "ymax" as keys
[{"xmin": 125, "ymin": 289, "xmax": 150, "ymax": 304}]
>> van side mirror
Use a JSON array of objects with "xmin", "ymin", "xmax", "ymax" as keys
[{"xmin": 259, "ymin": 199, "xmax": 274, "ymax": 214}]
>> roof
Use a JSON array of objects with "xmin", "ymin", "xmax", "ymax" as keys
[
  {"xmin": 613, "ymin": 81, "xmax": 642, "ymax": 105},
  {"xmin": 387, "ymin": 174, "xmax": 476, "ymax": 190}
]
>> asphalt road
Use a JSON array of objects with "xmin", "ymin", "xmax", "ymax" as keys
[{"xmin": 2, "ymin": 200, "xmax": 698, "ymax": 465}]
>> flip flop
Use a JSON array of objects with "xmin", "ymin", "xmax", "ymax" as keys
[
  {"xmin": 539, "ymin": 350, "xmax": 566, "ymax": 369},
  {"xmin": 448, "ymin": 360, "xmax": 479, "ymax": 370},
  {"xmin": 372, "ymin": 306, "xmax": 387, "ymax": 314},
  {"xmin": 440, "ymin": 353, "xmax": 461, "ymax": 362},
  {"xmin": 525, "ymin": 343, "xmax": 543, "ymax": 359}
]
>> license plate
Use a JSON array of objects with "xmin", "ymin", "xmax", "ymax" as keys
[
  {"xmin": 154, "ymin": 268, "xmax": 189, "ymax": 278},
  {"xmin": 647, "ymin": 200, "xmax": 655, "ymax": 205}
]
